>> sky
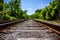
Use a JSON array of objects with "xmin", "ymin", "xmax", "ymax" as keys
[{"xmin": 4, "ymin": 0, "xmax": 53, "ymax": 15}]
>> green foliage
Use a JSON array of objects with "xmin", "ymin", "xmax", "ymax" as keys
[
  {"xmin": 22, "ymin": 10, "xmax": 29, "ymax": 19},
  {"xmin": 31, "ymin": 0, "xmax": 60, "ymax": 21},
  {"xmin": 0, "ymin": 0, "xmax": 28, "ymax": 20},
  {"xmin": 1, "ymin": 0, "xmax": 60, "ymax": 20},
  {"xmin": 0, "ymin": 0, "xmax": 3, "ymax": 11}
]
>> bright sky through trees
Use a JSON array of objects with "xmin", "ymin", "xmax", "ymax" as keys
[{"xmin": 4, "ymin": 0, "xmax": 53, "ymax": 15}]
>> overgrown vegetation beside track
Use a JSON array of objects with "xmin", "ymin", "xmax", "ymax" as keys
[
  {"xmin": 0, "ymin": 0, "xmax": 29, "ymax": 20},
  {"xmin": 31, "ymin": 0, "xmax": 60, "ymax": 21},
  {"xmin": 0, "ymin": 0, "xmax": 60, "ymax": 22}
]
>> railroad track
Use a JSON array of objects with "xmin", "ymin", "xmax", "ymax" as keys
[
  {"xmin": 0, "ymin": 19, "xmax": 26, "ymax": 30},
  {"xmin": 0, "ymin": 19, "xmax": 60, "ymax": 40},
  {"xmin": 34, "ymin": 20, "xmax": 60, "ymax": 34}
]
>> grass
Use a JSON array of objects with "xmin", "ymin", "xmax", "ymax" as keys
[{"xmin": 36, "ymin": 19, "xmax": 60, "ymax": 25}]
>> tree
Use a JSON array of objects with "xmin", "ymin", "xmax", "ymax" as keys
[
  {"xmin": 0, "ymin": 0, "xmax": 3, "ymax": 11},
  {"xmin": 22, "ymin": 10, "xmax": 28, "ymax": 19},
  {"xmin": 31, "ymin": 0, "xmax": 60, "ymax": 20},
  {"xmin": 9, "ymin": 0, "xmax": 21, "ymax": 18}
]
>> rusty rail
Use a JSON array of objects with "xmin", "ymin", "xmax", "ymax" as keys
[
  {"xmin": 34, "ymin": 20, "xmax": 60, "ymax": 34},
  {"xmin": 0, "ymin": 19, "xmax": 26, "ymax": 30}
]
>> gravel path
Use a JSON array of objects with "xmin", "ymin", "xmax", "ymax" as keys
[{"xmin": 0, "ymin": 20, "xmax": 60, "ymax": 40}]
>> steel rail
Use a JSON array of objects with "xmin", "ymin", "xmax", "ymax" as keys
[
  {"xmin": 0, "ymin": 19, "xmax": 26, "ymax": 30},
  {"xmin": 34, "ymin": 20, "xmax": 60, "ymax": 34}
]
